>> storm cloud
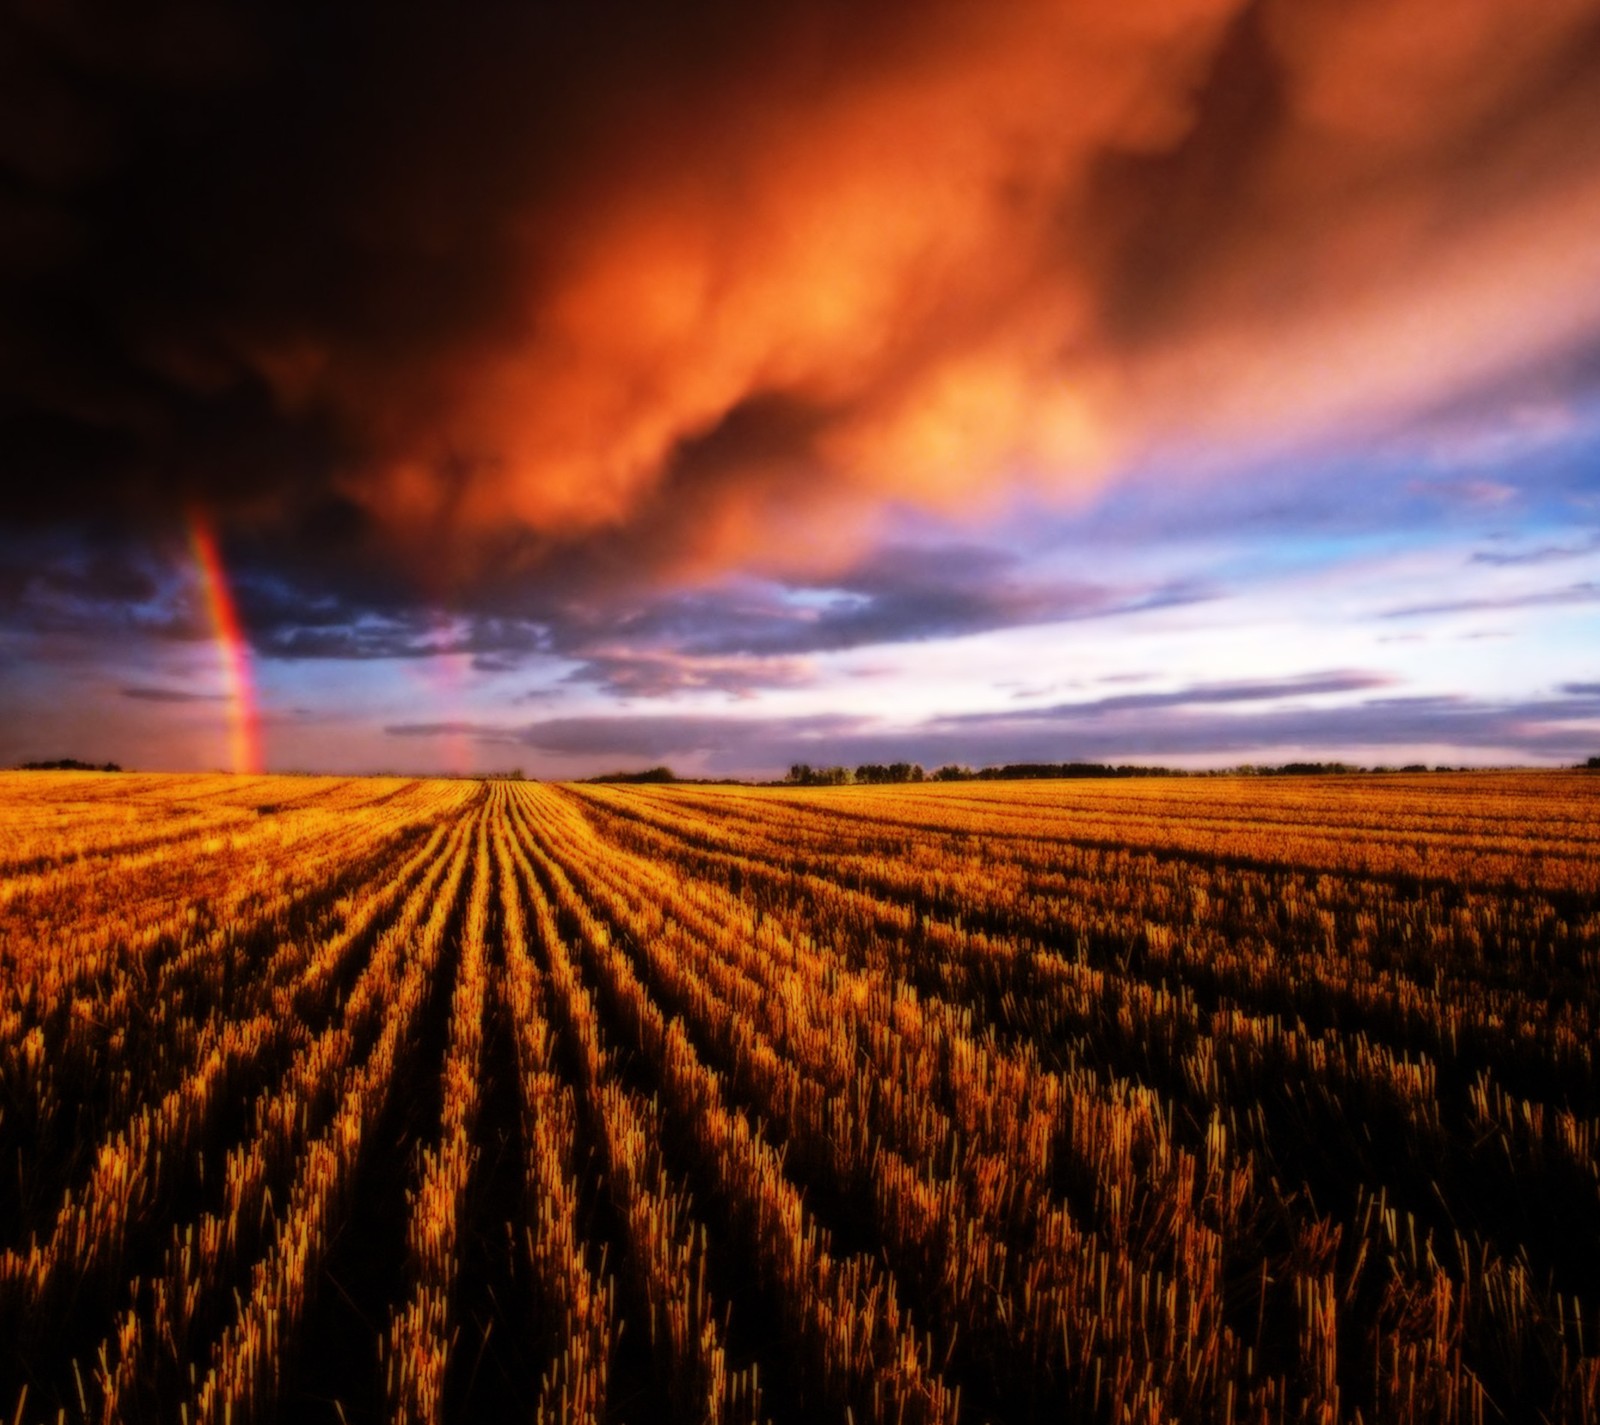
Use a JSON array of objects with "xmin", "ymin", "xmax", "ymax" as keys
[
  {"xmin": 6, "ymin": 0, "xmax": 1600, "ymax": 593},
  {"xmin": 7, "ymin": 1, "xmax": 1600, "ymax": 773}
]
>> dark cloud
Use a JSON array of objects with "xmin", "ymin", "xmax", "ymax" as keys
[
  {"xmin": 533, "ymin": 544, "xmax": 1212, "ymax": 695},
  {"xmin": 175, "ymin": 548, "xmax": 557, "ymax": 666},
  {"xmin": 248, "ymin": 613, "xmax": 548, "ymax": 665},
  {"xmin": 10, "ymin": 0, "xmax": 1600, "ymax": 776},
  {"xmin": 719, "ymin": 548, "xmax": 1208, "ymax": 657},
  {"xmin": 16, "ymin": 522, "xmax": 1212, "ymax": 695},
  {"xmin": 5, "ymin": 0, "xmax": 1600, "ymax": 601},
  {"xmin": 0, "ymin": 529, "xmax": 198, "ymax": 643}
]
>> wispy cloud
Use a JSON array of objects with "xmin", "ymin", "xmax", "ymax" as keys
[
  {"xmin": 1471, "ymin": 532, "xmax": 1600, "ymax": 566},
  {"xmin": 386, "ymin": 713, "xmax": 858, "ymax": 760},
  {"xmin": 386, "ymin": 720, "xmax": 522, "ymax": 743},
  {"xmin": 548, "ymin": 547, "xmax": 1214, "ymax": 695},
  {"xmin": 974, "ymin": 671, "xmax": 1394, "ymax": 722},
  {"xmin": 121, "ymin": 686, "xmax": 227, "ymax": 704},
  {"xmin": 1382, "ymin": 582, "xmax": 1600, "ymax": 619},
  {"xmin": 562, "ymin": 651, "xmax": 817, "ymax": 699},
  {"xmin": 383, "ymin": 681, "xmax": 1600, "ymax": 773}
]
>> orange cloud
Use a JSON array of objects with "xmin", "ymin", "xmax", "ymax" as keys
[
  {"xmin": 323, "ymin": 0, "xmax": 1249, "ymax": 554},
  {"xmin": 1110, "ymin": 0, "xmax": 1600, "ymax": 460},
  {"xmin": 320, "ymin": 0, "xmax": 1600, "ymax": 585},
  {"xmin": 9, "ymin": 0, "xmax": 1600, "ymax": 592}
]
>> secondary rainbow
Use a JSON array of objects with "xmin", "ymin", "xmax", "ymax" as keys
[{"xmin": 188, "ymin": 509, "xmax": 262, "ymax": 774}]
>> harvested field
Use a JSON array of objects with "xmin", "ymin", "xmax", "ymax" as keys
[{"xmin": 2, "ymin": 770, "xmax": 1597, "ymax": 1423}]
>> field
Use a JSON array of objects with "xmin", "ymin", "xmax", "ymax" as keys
[{"xmin": 1, "ymin": 770, "xmax": 1598, "ymax": 1424}]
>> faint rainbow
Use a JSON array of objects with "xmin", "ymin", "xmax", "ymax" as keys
[{"xmin": 187, "ymin": 509, "xmax": 263, "ymax": 774}]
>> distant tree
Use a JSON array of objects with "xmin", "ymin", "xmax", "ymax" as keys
[
  {"xmin": 588, "ymin": 766, "xmax": 676, "ymax": 783},
  {"xmin": 1586, "ymin": 755, "xmax": 1600, "ymax": 770},
  {"xmin": 20, "ymin": 758, "xmax": 121, "ymax": 772},
  {"xmin": 786, "ymin": 763, "xmax": 853, "ymax": 785},
  {"xmin": 799, "ymin": 757, "xmax": 1197, "ymax": 785},
  {"xmin": 848, "ymin": 762, "xmax": 925, "ymax": 785}
]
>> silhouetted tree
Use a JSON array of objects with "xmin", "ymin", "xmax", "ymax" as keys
[{"xmin": 588, "ymin": 766, "xmax": 676, "ymax": 783}]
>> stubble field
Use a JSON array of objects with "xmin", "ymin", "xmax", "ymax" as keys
[{"xmin": 1, "ymin": 769, "xmax": 1597, "ymax": 1424}]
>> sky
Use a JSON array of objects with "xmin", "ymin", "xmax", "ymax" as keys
[{"xmin": 2, "ymin": 0, "xmax": 1599, "ymax": 778}]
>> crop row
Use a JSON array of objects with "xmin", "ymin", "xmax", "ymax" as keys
[{"xmin": 0, "ymin": 770, "xmax": 1595, "ymax": 1423}]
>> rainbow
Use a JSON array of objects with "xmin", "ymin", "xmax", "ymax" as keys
[{"xmin": 188, "ymin": 509, "xmax": 262, "ymax": 774}]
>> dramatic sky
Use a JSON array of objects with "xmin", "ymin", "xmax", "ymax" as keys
[{"xmin": 4, "ymin": 0, "xmax": 1600, "ymax": 776}]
